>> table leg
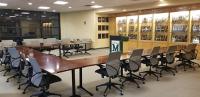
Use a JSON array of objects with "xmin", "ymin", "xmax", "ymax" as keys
[
  {"xmin": 84, "ymin": 43, "xmax": 90, "ymax": 55},
  {"xmin": 77, "ymin": 68, "xmax": 93, "ymax": 96},
  {"xmin": 71, "ymin": 69, "xmax": 81, "ymax": 97},
  {"xmin": 59, "ymin": 45, "xmax": 62, "ymax": 57}
]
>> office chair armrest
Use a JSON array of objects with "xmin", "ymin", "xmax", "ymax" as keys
[
  {"xmin": 195, "ymin": 49, "xmax": 198, "ymax": 54},
  {"xmin": 11, "ymin": 56, "xmax": 21, "ymax": 62},
  {"xmin": 32, "ymin": 71, "xmax": 47, "ymax": 77},
  {"xmin": 129, "ymin": 59, "xmax": 140, "ymax": 66},
  {"xmin": 97, "ymin": 64, "xmax": 105, "ymax": 69}
]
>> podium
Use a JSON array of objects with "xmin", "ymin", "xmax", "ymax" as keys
[{"xmin": 110, "ymin": 35, "xmax": 128, "ymax": 53}]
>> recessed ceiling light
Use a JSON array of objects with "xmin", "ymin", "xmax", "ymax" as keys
[
  {"xmin": 17, "ymin": 8, "xmax": 21, "ymax": 10},
  {"xmin": 122, "ymin": 9, "xmax": 127, "ymax": 12},
  {"xmin": 28, "ymin": 2, "xmax": 32, "ymax": 5},
  {"xmin": 91, "ymin": 5, "xmax": 103, "ymax": 9},
  {"xmin": 68, "ymin": 6, "xmax": 72, "ymax": 8},
  {"xmin": 9, "ymin": 16, "xmax": 16, "ymax": 18},
  {"xmin": 38, "ymin": 6, "xmax": 50, "ymax": 10},
  {"xmin": 54, "ymin": 0, "xmax": 68, "ymax": 5},
  {"xmin": 41, "ymin": 15, "xmax": 46, "ymax": 18},
  {"xmin": 0, "ymin": 2, "xmax": 8, "ymax": 6},
  {"xmin": 91, "ymin": 1, "xmax": 95, "ymax": 4},
  {"xmin": 21, "ymin": 12, "xmax": 30, "ymax": 14},
  {"xmin": 52, "ymin": 10, "xmax": 56, "ymax": 12},
  {"xmin": 158, "ymin": 3, "xmax": 168, "ymax": 6}
]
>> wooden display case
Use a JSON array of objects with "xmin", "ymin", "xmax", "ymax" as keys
[
  {"xmin": 127, "ymin": 16, "xmax": 138, "ymax": 40},
  {"xmin": 191, "ymin": 10, "xmax": 200, "ymax": 44},
  {"xmin": 139, "ymin": 14, "xmax": 153, "ymax": 40},
  {"xmin": 154, "ymin": 13, "xmax": 169, "ymax": 41},
  {"xmin": 171, "ymin": 11, "xmax": 189, "ymax": 42},
  {"xmin": 116, "ymin": 16, "xmax": 127, "ymax": 36}
]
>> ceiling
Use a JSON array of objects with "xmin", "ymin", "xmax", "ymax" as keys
[
  {"xmin": 0, "ymin": 0, "xmax": 159, "ymax": 12},
  {"xmin": 0, "ymin": 0, "xmax": 200, "ymax": 13}
]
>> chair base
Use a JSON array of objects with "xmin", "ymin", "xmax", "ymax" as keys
[
  {"xmin": 6, "ymin": 72, "xmax": 26, "ymax": 83},
  {"xmin": 176, "ymin": 62, "xmax": 195, "ymax": 71},
  {"xmin": 96, "ymin": 78, "xmax": 123, "ymax": 97},
  {"xmin": 159, "ymin": 65, "xmax": 177, "ymax": 77},
  {"xmin": 139, "ymin": 70, "xmax": 160, "ymax": 81},
  {"xmin": 30, "ymin": 91, "xmax": 61, "ymax": 97},
  {"xmin": 122, "ymin": 73, "xmax": 145, "ymax": 88},
  {"xmin": 192, "ymin": 62, "xmax": 200, "ymax": 68}
]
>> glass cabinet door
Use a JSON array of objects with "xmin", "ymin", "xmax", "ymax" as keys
[
  {"xmin": 171, "ymin": 11, "xmax": 189, "ymax": 42},
  {"xmin": 154, "ymin": 13, "xmax": 169, "ymax": 41},
  {"xmin": 139, "ymin": 14, "xmax": 153, "ymax": 40},
  {"xmin": 116, "ymin": 16, "xmax": 127, "ymax": 36},
  {"xmin": 127, "ymin": 16, "xmax": 138, "ymax": 40},
  {"xmin": 191, "ymin": 10, "xmax": 200, "ymax": 44}
]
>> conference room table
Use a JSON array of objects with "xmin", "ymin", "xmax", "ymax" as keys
[
  {"xmin": 16, "ymin": 45, "xmax": 184, "ymax": 97},
  {"xmin": 59, "ymin": 41, "xmax": 91, "ymax": 57}
]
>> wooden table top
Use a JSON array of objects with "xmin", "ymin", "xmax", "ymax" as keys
[
  {"xmin": 16, "ymin": 46, "xmax": 182, "ymax": 74},
  {"xmin": 17, "ymin": 46, "xmax": 77, "ymax": 73}
]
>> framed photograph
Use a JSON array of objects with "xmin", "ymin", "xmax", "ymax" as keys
[{"xmin": 98, "ymin": 33, "xmax": 102, "ymax": 39}]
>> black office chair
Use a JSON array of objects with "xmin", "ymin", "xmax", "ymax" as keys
[
  {"xmin": 95, "ymin": 52, "xmax": 123, "ymax": 97},
  {"xmin": 189, "ymin": 44, "xmax": 200, "ymax": 67},
  {"xmin": 62, "ymin": 44, "xmax": 73, "ymax": 57},
  {"xmin": 6, "ymin": 47, "xmax": 26, "ymax": 83},
  {"xmin": 0, "ymin": 48, "xmax": 11, "ymax": 76},
  {"xmin": 159, "ymin": 46, "xmax": 177, "ymax": 77},
  {"xmin": 0, "ymin": 49, "xmax": 3, "ymax": 65},
  {"xmin": 121, "ymin": 49, "xmax": 145, "ymax": 88},
  {"xmin": 18, "ymin": 57, "xmax": 34, "ymax": 94},
  {"xmin": 28, "ymin": 57, "xmax": 62, "ymax": 97},
  {"xmin": 139, "ymin": 47, "xmax": 160, "ymax": 81},
  {"xmin": 177, "ymin": 44, "xmax": 197, "ymax": 71}
]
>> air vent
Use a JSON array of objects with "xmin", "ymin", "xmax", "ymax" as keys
[
  {"xmin": 131, "ymin": 0, "xmax": 140, "ymax": 1},
  {"xmin": 84, "ymin": 4, "xmax": 93, "ymax": 7}
]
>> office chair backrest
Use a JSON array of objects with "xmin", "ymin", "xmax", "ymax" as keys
[
  {"xmin": 167, "ymin": 45, "xmax": 176, "ymax": 54},
  {"xmin": 0, "ymin": 50, "xmax": 2, "ymax": 58},
  {"xmin": 166, "ymin": 46, "xmax": 176, "ymax": 64},
  {"xmin": 150, "ymin": 47, "xmax": 160, "ymax": 66},
  {"xmin": 28, "ymin": 57, "xmax": 42, "ymax": 87},
  {"xmin": 129, "ymin": 49, "xmax": 143, "ymax": 71},
  {"xmin": 7, "ymin": 47, "xmax": 21, "ymax": 68},
  {"xmin": 106, "ymin": 52, "xmax": 121, "ymax": 77},
  {"xmin": 189, "ymin": 44, "xmax": 197, "ymax": 59},
  {"xmin": 150, "ymin": 46, "xmax": 160, "ymax": 56},
  {"xmin": 185, "ymin": 44, "xmax": 195, "ymax": 52},
  {"xmin": 1, "ymin": 48, "xmax": 10, "ymax": 64}
]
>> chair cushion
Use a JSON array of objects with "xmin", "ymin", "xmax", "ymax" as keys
[
  {"xmin": 39, "ymin": 70, "xmax": 62, "ymax": 87},
  {"xmin": 95, "ymin": 68, "xmax": 108, "ymax": 77}
]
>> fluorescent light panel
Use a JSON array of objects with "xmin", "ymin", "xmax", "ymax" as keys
[
  {"xmin": 91, "ymin": 5, "xmax": 103, "ymax": 8},
  {"xmin": 38, "ymin": 6, "xmax": 50, "ymax": 10},
  {"xmin": 28, "ymin": 2, "xmax": 32, "ymax": 5},
  {"xmin": 54, "ymin": 0, "xmax": 68, "ymax": 5},
  {"xmin": 0, "ymin": 2, "xmax": 8, "ymax": 6}
]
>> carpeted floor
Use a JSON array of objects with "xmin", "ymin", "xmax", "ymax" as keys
[{"xmin": 0, "ymin": 48, "xmax": 200, "ymax": 97}]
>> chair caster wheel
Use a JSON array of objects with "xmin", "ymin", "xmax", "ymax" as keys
[
  {"xmin": 160, "ymin": 75, "xmax": 162, "ymax": 77},
  {"xmin": 120, "ymin": 92, "xmax": 124, "ymax": 95},
  {"xmin": 96, "ymin": 88, "xmax": 98, "ymax": 91},
  {"xmin": 142, "ymin": 82, "xmax": 145, "ymax": 84},
  {"xmin": 6, "ymin": 80, "xmax": 9, "ymax": 82},
  {"xmin": 22, "ymin": 92, "xmax": 25, "ymax": 94},
  {"xmin": 18, "ymin": 87, "xmax": 20, "ymax": 90},
  {"xmin": 173, "ymin": 74, "xmax": 175, "ymax": 76},
  {"xmin": 137, "ymin": 86, "xmax": 140, "ymax": 88}
]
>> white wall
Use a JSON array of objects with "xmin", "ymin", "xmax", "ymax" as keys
[{"xmin": 60, "ymin": 10, "xmax": 96, "ymax": 41}]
